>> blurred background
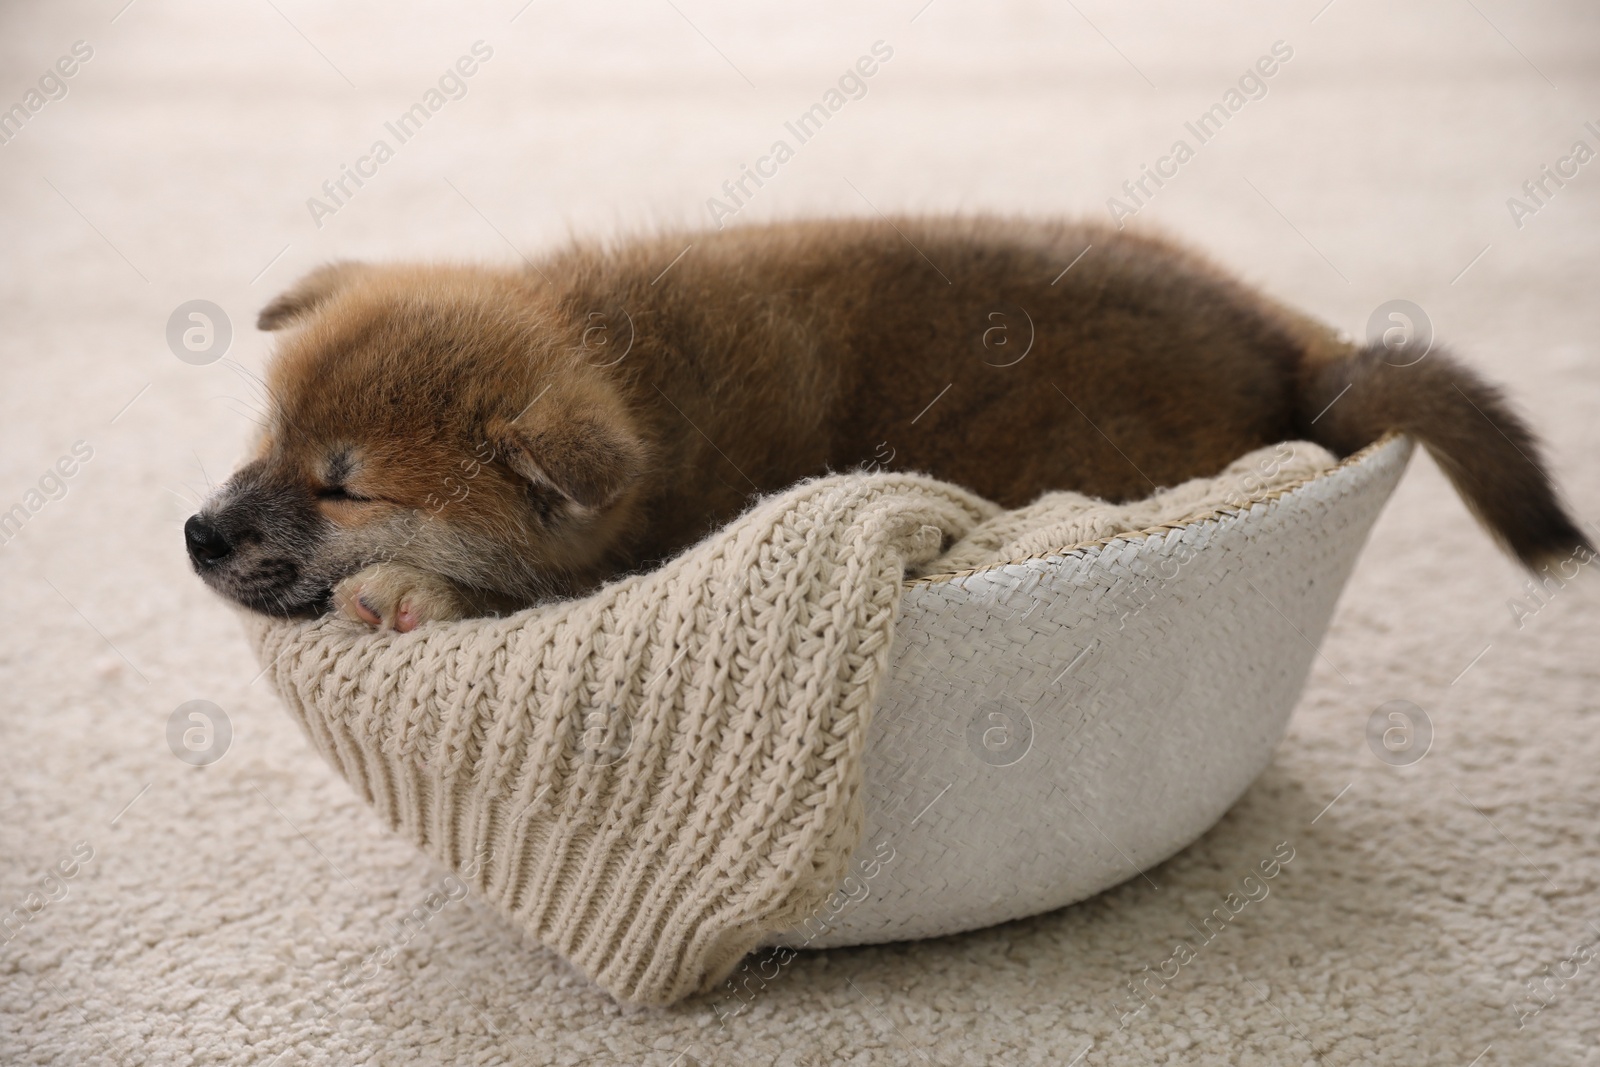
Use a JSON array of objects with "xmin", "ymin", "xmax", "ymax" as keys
[{"xmin": 2, "ymin": 2, "xmax": 1597, "ymax": 1064}]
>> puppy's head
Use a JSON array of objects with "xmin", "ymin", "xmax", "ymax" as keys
[{"xmin": 187, "ymin": 262, "xmax": 649, "ymax": 616}]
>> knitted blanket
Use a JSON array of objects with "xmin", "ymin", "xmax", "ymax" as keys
[{"xmin": 243, "ymin": 443, "xmax": 1333, "ymax": 1005}]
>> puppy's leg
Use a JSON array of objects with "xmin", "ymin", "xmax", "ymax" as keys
[{"xmin": 333, "ymin": 563, "xmax": 471, "ymax": 632}]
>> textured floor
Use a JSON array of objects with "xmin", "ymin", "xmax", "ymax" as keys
[{"xmin": 2, "ymin": 1, "xmax": 1598, "ymax": 1064}]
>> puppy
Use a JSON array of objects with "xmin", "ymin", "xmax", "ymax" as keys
[{"xmin": 187, "ymin": 217, "xmax": 1590, "ymax": 630}]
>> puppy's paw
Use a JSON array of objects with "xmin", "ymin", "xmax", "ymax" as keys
[{"xmin": 333, "ymin": 564, "xmax": 470, "ymax": 632}]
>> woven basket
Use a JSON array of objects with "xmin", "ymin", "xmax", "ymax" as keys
[{"xmin": 774, "ymin": 434, "xmax": 1412, "ymax": 948}]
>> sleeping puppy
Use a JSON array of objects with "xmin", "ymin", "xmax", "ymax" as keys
[{"xmin": 186, "ymin": 217, "xmax": 1590, "ymax": 630}]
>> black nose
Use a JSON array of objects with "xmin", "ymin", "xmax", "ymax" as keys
[{"xmin": 185, "ymin": 515, "xmax": 233, "ymax": 564}]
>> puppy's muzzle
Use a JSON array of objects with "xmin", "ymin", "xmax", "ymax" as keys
[{"xmin": 185, "ymin": 468, "xmax": 334, "ymax": 616}]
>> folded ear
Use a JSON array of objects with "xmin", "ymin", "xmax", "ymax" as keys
[
  {"xmin": 258, "ymin": 261, "xmax": 366, "ymax": 330},
  {"xmin": 489, "ymin": 398, "xmax": 648, "ymax": 512}
]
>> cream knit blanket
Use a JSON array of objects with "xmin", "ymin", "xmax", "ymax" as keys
[{"xmin": 244, "ymin": 442, "xmax": 1333, "ymax": 1005}]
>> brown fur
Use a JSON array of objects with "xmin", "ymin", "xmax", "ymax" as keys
[{"xmin": 185, "ymin": 217, "xmax": 1590, "ymax": 629}]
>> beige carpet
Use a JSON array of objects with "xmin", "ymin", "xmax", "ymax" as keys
[{"xmin": 3, "ymin": 1, "xmax": 1598, "ymax": 1063}]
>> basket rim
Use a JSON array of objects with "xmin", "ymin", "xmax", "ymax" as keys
[{"xmin": 906, "ymin": 432, "xmax": 1407, "ymax": 587}]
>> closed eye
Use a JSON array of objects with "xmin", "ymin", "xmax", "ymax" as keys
[{"xmin": 315, "ymin": 485, "xmax": 371, "ymax": 503}]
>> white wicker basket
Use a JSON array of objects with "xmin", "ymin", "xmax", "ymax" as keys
[{"xmin": 773, "ymin": 435, "xmax": 1412, "ymax": 948}]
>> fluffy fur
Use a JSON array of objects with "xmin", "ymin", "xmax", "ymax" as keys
[{"xmin": 185, "ymin": 217, "xmax": 1590, "ymax": 629}]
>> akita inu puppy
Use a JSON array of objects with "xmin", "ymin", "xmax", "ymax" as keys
[{"xmin": 186, "ymin": 218, "xmax": 1590, "ymax": 630}]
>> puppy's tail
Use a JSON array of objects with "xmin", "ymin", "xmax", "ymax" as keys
[{"xmin": 1296, "ymin": 340, "xmax": 1591, "ymax": 570}]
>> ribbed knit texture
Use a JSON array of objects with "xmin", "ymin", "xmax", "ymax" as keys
[
  {"xmin": 930, "ymin": 441, "xmax": 1335, "ymax": 572},
  {"xmin": 242, "ymin": 446, "xmax": 1332, "ymax": 1005},
  {"xmin": 243, "ymin": 474, "xmax": 996, "ymax": 1005}
]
